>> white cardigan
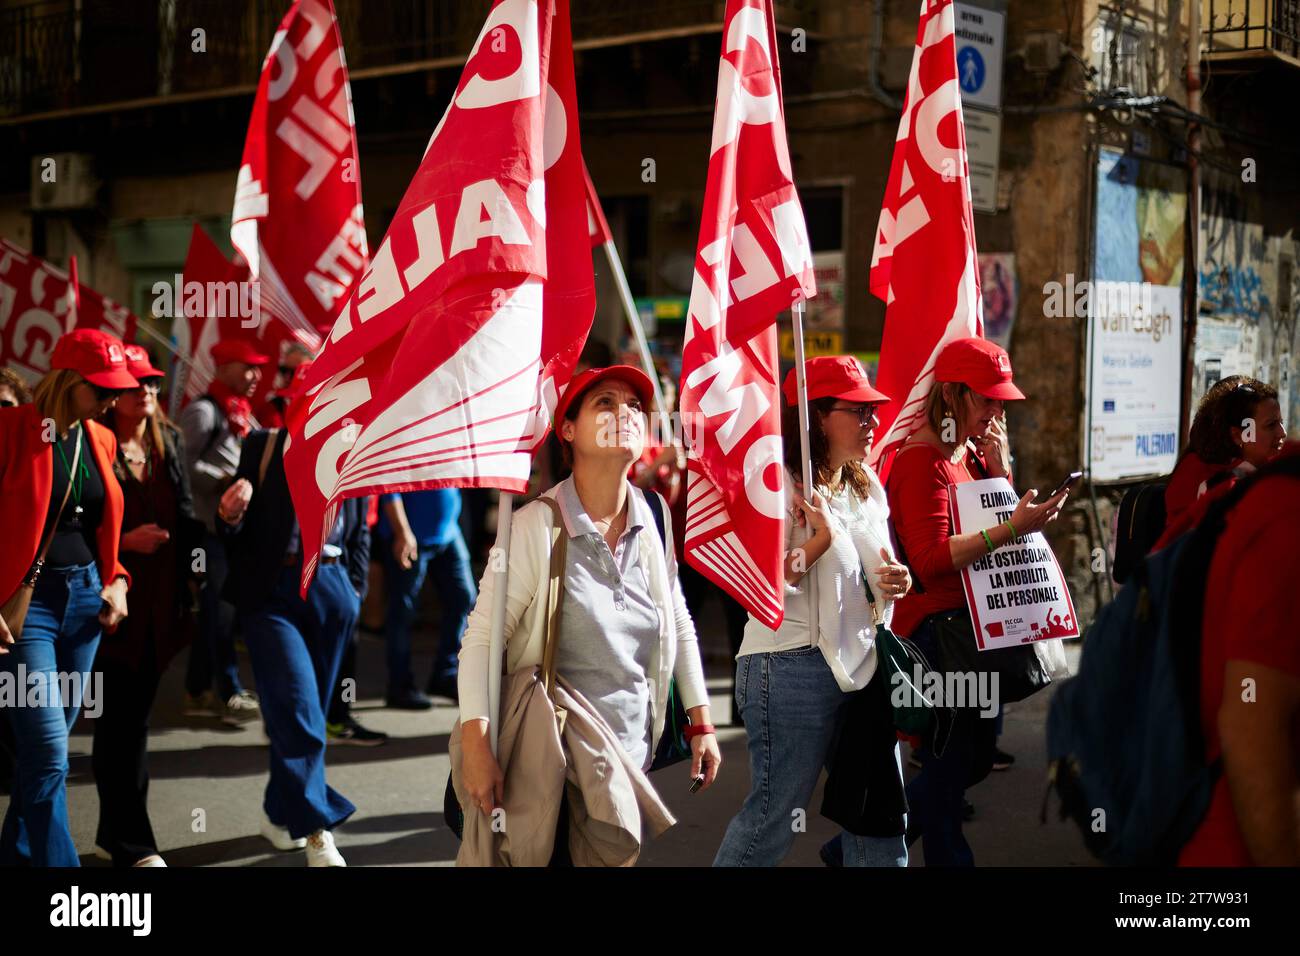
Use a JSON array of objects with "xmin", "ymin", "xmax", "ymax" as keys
[{"xmin": 458, "ymin": 483, "xmax": 709, "ymax": 754}]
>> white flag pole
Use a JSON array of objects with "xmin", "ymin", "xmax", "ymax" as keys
[
  {"xmin": 485, "ymin": 491, "xmax": 514, "ymax": 756},
  {"xmin": 791, "ymin": 299, "xmax": 819, "ymax": 643},
  {"xmin": 601, "ymin": 239, "xmax": 667, "ymax": 416}
]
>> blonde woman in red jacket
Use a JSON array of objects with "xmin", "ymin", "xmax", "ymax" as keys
[{"xmin": 0, "ymin": 329, "xmax": 134, "ymax": 866}]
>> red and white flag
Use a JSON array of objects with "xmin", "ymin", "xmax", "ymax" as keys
[
  {"xmin": 170, "ymin": 223, "xmax": 255, "ymax": 411},
  {"xmin": 582, "ymin": 161, "xmax": 613, "ymax": 247},
  {"xmin": 0, "ymin": 239, "xmax": 138, "ymax": 381},
  {"xmin": 231, "ymin": 0, "xmax": 367, "ymax": 353},
  {"xmin": 678, "ymin": 0, "xmax": 816, "ymax": 630},
  {"xmin": 869, "ymin": 0, "xmax": 983, "ymax": 473},
  {"xmin": 284, "ymin": 0, "xmax": 594, "ymax": 591}
]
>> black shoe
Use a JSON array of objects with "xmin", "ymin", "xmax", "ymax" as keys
[
  {"xmin": 386, "ymin": 687, "xmax": 434, "ymax": 710},
  {"xmin": 326, "ymin": 717, "xmax": 388, "ymax": 746},
  {"xmin": 962, "ymin": 799, "xmax": 975, "ymax": 822},
  {"xmin": 426, "ymin": 676, "xmax": 459, "ymax": 703},
  {"xmin": 991, "ymin": 748, "xmax": 1015, "ymax": 771}
]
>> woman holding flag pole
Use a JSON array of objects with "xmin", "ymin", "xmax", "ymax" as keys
[{"xmin": 714, "ymin": 354, "xmax": 913, "ymax": 868}]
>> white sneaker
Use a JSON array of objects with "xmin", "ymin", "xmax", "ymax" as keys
[
  {"xmin": 260, "ymin": 814, "xmax": 307, "ymax": 851},
  {"xmin": 221, "ymin": 691, "xmax": 261, "ymax": 726},
  {"xmin": 133, "ymin": 854, "xmax": 167, "ymax": 867},
  {"xmin": 305, "ymin": 829, "xmax": 346, "ymax": 867}
]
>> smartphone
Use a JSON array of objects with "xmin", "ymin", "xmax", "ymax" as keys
[
  {"xmin": 1047, "ymin": 471, "xmax": 1083, "ymax": 499},
  {"xmin": 689, "ymin": 774, "xmax": 705, "ymax": 794}
]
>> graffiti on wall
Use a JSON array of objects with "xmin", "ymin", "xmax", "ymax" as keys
[{"xmin": 1199, "ymin": 186, "xmax": 1271, "ymax": 323}]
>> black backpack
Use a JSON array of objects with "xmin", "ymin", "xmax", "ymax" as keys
[{"xmin": 1111, "ymin": 480, "xmax": 1167, "ymax": 584}]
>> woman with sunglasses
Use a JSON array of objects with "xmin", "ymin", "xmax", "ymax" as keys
[
  {"xmin": 0, "ymin": 329, "xmax": 134, "ymax": 866},
  {"xmin": 90, "ymin": 345, "xmax": 204, "ymax": 867},
  {"xmin": 714, "ymin": 356, "xmax": 913, "ymax": 867}
]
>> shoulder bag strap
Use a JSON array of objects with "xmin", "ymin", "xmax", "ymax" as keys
[
  {"xmin": 30, "ymin": 424, "xmax": 84, "ymax": 580},
  {"xmin": 257, "ymin": 428, "xmax": 281, "ymax": 489},
  {"xmin": 537, "ymin": 496, "xmax": 568, "ymax": 702}
]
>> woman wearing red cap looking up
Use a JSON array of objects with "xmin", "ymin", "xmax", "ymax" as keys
[
  {"xmin": 714, "ymin": 356, "xmax": 912, "ymax": 868},
  {"xmin": 0, "ymin": 328, "xmax": 134, "ymax": 866},
  {"xmin": 91, "ymin": 344, "xmax": 205, "ymax": 867},
  {"xmin": 886, "ymin": 336, "xmax": 1067, "ymax": 867},
  {"xmin": 454, "ymin": 366, "xmax": 718, "ymax": 866}
]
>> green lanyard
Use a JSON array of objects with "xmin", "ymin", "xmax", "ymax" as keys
[{"xmin": 55, "ymin": 425, "xmax": 90, "ymax": 517}]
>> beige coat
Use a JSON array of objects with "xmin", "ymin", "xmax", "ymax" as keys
[{"xmin": 450, "ymin": 667, "xmax": 675, "ymax": 867}]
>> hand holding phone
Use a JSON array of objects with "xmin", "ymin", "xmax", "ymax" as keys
[{"xmin": 1046, "ymin": 471, "xmax": 1082, "ymax": 500}]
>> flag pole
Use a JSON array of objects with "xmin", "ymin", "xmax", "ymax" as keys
[
  {"xmin": 791, "ymin": 298, "xmax": 819, "ymax": 642},
  {"xmin": 485, "ymin": 491, "xmax": 514, "ymax": 756},
  {"xmin": 601, "ymin": 239, "xmax": 666, "ymax": 415}
]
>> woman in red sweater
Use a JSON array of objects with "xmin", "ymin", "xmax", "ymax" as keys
[
  {"xmin": 886, "ymin": 338, "xmax": 1066, "ymax": 866},
  {"xmin": 0, "ymin": 329, "xmax": 134, "ymax": 867}
]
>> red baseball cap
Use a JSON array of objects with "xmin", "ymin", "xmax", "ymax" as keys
[
  {"xmin": 934, "ymin": 337, "xmax": 1026, "ymax": 401},
  {"xmin": 124, "ymin": 343, "xmax": 165, "ymax": 381},
  {"xmin": 782, "ymin": 356, "xmax": 890, "ymax": 407},
  {"xmin": 553, "ymin": 365, "xmax": 655, "ymax": 440},
  {"xmin": 211, "ymin": 338, "xmax": 270, "ymax": 367},
  {"xmin": 50, "ymin": 329, "xmax": 139, "ymax": 390}
]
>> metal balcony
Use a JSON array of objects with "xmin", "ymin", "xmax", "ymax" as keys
[
  {"xmin": 1204, "ymin": 0, "xmax": 1300, "ymax": 67},
  {"xmin": 0, "ymin": 0, "xmax": 815, "ymax": 121}
]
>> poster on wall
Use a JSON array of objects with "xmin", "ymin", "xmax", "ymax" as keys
[
  {"xmin": 978, "ymin": 252, "xmax": 1016, "ymax": 349},
  {"xmin": 950, "ymin": 477, "xmax": 1080, "ymax": 649},
  {"xmin": 1086, "ymin": 282, "xmax": 1183, "ymax": 481},
  {"xmin": 804, "ymin": 251, "xmax": 845, "ymax": 333},
  {"xmin": 1190, "ymin": 314, "xmax": 1261, "ymax": 408}
]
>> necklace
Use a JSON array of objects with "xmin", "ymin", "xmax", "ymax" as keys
[{"xmin": 55, "ymin": 425, "xmax": 90, "ymax": 528}]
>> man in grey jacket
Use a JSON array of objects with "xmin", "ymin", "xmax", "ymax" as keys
[{"xmin": 179, "ymin": 338, "xmax": 268, "ymax": 725}]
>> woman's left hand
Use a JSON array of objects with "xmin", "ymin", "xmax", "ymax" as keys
[
  {"xmin": 99, "ymin": 576, "xmax": 129, "ymax": 630},
  {"xmin": 973, "ymin": 414, "xmax": 1012, "ymax": 478},
  {"xmin": 873, "ymin": 547, "xmax": 912, "ymax": 600},
  {"xmin": 690, "ymin": 733, "xmax": 722, "ymax": 791}
]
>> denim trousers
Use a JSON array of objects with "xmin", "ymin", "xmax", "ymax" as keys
[
  {"xmin": 240, "ymin": 564, "xmax": 358, "ymax": 839},
  {"xmin": 185, "ymin": 530, "xmax": 243, "ymax": 700},
  {"xmin": 381, "ymin": 531, "xmax": 476, "ymax": 693},
  {"xmin": 0, "ymin": 562, "xmax": 103, "ymax": 867},
  {"xmin": 713, "ymin": 645, "xmax": 907, "ymax": 867}
]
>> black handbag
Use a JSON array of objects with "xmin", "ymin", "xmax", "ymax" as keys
[
  {"xmin": 820, "ymin": 666, "xmax": 909, "ymax": 838},
  {"xmin": 928, "ymin": 608, "xmax": 1052, "ymax": 706}
]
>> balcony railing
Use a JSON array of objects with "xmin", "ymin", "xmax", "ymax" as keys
[
  {"xmin": 1204, "ymin": 0, "xmax": 1300, "ymax": 62},
  {"xmin": 0, "ymin": 0, "xmax": 814, "ymax": 119}
]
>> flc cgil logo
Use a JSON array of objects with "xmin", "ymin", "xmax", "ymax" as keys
[{"xmin": 49, "ymin": 886, "xmax": 151, "ymax": 936}]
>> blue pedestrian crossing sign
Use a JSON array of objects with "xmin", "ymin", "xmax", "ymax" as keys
[
  {"xmin": 954, "ymin": 3, "xmax": 1004, "ymax": 110},
  {"xmin": 958, "ymin": 47, "xmax": 985, "ymax": 95}
]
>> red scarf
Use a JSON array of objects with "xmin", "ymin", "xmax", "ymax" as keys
[{"xmin": 207, "ymin": 380, "xmax": 254, "ymax": 439}]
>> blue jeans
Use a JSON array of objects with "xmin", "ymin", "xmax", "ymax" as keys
[
  {"xmin": 714, "ymin": 646, "xmax": 906, "ymax": 867},
  {"xmin": 381, "ymin": 532, "xmax": 476, "ymax": 692},
  {"xmin": 0, "ymin": 562, "xmax": 103, "ymax": 867},
  {"xmin": 904, "ymin": 617, "xmax": 997, "ymax": 867},
  {"xmin": 186, "ymin": 531, "xmax": 244, "ymax": 700},
  {"xmin": 241, "ymin": 564, "xmax": 358, "ymax": 839}
]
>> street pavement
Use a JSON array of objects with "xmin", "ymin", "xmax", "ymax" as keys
[{"xmin": 2, "ymin": 610, "xmax": 1094, "ymax": 868}]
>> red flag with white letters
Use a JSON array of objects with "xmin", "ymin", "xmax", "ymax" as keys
[
  {"xmin": 869, "ymin": 0, "xmax": 983, "ymax": 475},
  {"xmin": 231, "ymin": 0, "xmax": 367, "ymax": 352},
  {"xmin": 678, "ymin": 0, "xmax": 816, "ymax": 629},
  {"xmin": 0, "ymin": 239, "xmax": 138, "ymax": 382},
  {"xmin": 283, "ymin": 0, "xmax": 594, "ymax": 592}
]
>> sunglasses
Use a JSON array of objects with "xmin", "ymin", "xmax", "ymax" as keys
[
  {"xmin": 0, "ymin": 398, "xmax": 17, "ymax": 408},
  {"xmin": 90, "ymin": 383, "xmax": 129, "ymax": 402},
  {"xmin": 135, "ymin": 378, "xmax": 163, "ymax": 393},
  {"xmin": 828, "ymin": 403, "xmax": 880, "ymax": 424}
]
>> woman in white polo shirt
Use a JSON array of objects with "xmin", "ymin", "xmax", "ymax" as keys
[{"xmin": 714, "ymin": 356, "xmax": 912, "ymax": 867}]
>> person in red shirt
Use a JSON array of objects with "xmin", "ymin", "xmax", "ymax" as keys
[
  {"xmin": 0, "ymin": 329, "xmax": 135, "ymax": 867},
  {"xmin": 886, "ymin": 337, "xmax": 1066, "ymax": 866},
  {"xmin": 1179, "ymin": 440, "xmax": 1300, "ymax": 866},
  {"xmin": 1158, "ymin": 376, "xmax": 1286, "ymax": 549}
]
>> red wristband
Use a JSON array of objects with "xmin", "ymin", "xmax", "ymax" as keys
[{"xmin": 684, "ymin": 723, "xmax": 716, "ymax": 740}]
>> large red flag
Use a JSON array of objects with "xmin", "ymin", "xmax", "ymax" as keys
[
  {"xmin": 0, "ymin": 239, "xmax": 138, "ymax": 381},
  {"xmin": 284, "ymin": 0, "xmax": 594, "ymax": 591},
  {"xmin": 678, "ymin": 0, "xmax": 816, "ymax": 630},
  {"xmin": 231, "ymin": 0, "xmax": 367, "ymax": 352},
  {"xmin": 869, "ymin": 0, "xmax": 983, "ymax": 474},
  {"xmin": 170, "ymin": 224, "xmax": 255, "ymax": 411}
]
